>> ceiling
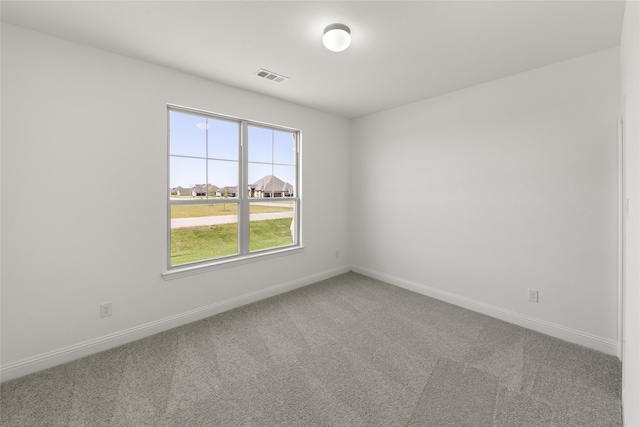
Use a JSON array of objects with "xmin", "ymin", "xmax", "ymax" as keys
[{"xmin": 1, "ymin": 1, "xmax": 626, "ymax": 118}]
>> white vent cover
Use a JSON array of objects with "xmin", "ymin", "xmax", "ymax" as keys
[{"xmin": 255, "ymin": 69, "xmax": 289, "ymax": 83}]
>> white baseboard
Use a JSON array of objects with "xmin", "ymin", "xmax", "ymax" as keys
[
  {"xmin": 351, "ymin": 265, "xmax": 620, "ymax": 357},
  {"xmin": 0, "ymin": 265, "xmax": 351, "ymax": 383}
]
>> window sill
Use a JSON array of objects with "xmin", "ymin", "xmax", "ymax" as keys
[{"xmin": 161, "ymin": 245, "xmax": 304, "ymax": 281}]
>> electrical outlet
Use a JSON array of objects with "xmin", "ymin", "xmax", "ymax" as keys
[
  {"xmin": 528, "ymin": 289, "xmax": 539, "ymax": 303},
  {"xmin": 100, "ymin": 302, "xmax": 113, "ymax": 318},
  {"xmin": 335, "ymin": 250, "xmax": 340, "ymax": 259}
]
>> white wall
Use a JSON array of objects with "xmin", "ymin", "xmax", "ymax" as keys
[
  {"xmin": 0, "ymin": 23, "xmax": 351, "ymax": 380},
  {"xmin": 351, "ymin": 48, "xmax": 621, "ymax": 354},
  {"xmin": 620, "ymin": 1, "xmax": 640, "ymax": 424}
]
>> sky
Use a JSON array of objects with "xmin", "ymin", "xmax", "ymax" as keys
[{"xmin": 169, "ymin": 110, "xmax": 296, "ymax": 192}]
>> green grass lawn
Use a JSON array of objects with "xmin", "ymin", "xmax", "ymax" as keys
[
  {"xmin": 249, "ymin": 218, "xmax": 294, "ymax": 252},
  {"xmin": 171, "ymin": 202, "xmax": 293, "ymax": 218},
  {"xmin": 171, "ymin": 218, "xmax": 293, "ymax": 266}
]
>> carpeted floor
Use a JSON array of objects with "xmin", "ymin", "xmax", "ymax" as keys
[{"xmin": 1, "ymin": 272, "xmax": 622, "ymax": 426}]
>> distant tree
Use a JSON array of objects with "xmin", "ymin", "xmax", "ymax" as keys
[{"xmin": 223, "ymin": 189, "xmax": 229, "ymax": 211}]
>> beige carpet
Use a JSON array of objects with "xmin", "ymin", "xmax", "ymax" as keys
[{"xmin": 1, "ymin": 272, "xmax": 622, "ymax": 426}]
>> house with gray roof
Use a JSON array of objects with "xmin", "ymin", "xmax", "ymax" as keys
[
  {"xmin": 170, "ymin": 184, "xmax": 218, "ymax": 197},
  {"xmin": 170, "ymin": 186, "xmax": 192, "ymax": 197},
  {"xmin": 249, "ymin": 175, "xmax": 294, "ymax": 198},
  {"xmin": 206, "ymin": 184, "xmax": 219, "ymax": 197},
  {"xmin": 216, "ymin": 186, "xmax": 238, "ymax": 197},
  {"xmin": 191, "ymin": 184, "xmax": 208, "ymax": 197}
]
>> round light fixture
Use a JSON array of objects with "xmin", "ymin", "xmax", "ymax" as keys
[{"xmin": 323, "ymin": 23, "xmax": 351, "ymax": 52}]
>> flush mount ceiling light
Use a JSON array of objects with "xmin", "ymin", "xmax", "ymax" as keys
[{"xmin": 323, "ymin": 23, "xmax": 351, "ymax": 52}]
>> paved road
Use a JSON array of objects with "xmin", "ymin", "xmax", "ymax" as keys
[{"xmin": 171, "ymin": 211, "xmax": 294, "ymax": 228}]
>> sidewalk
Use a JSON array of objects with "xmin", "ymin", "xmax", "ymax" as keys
[{"xmin": 171, "ymin": 211, "xmax": 294, "ymax": 228}]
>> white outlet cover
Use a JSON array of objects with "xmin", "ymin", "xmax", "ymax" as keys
[{"xmin": 100, "ymin": 302, "xmax": 113, "ymax": 317}]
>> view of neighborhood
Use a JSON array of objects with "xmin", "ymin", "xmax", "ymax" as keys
[{"xmin": 169, "ymin": 174, "xmax": 294, "ymax": 199}]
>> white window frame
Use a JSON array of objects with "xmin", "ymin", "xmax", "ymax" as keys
[{"xmin": 163, "ymin": 105, "xmax": 302, "ymax": 280}]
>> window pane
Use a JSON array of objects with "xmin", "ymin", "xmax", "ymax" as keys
[
  {"xmin": 170, "ymin": 157, "xmax": 206, "ymax": 196},
  {"xmin": 208, "ymin": 119, "xmax": 239, "ymax": 161},
  {"xmin": 273, "ymin": 131, "xmax": 295, "ymax": 165},
  {"xmin": 170, "ymin": 204, "xmax": 238, "ymax": 265},
  {"xmin": 170, "ymin": 111, "xmax": 207, "ymax": 158},
  {"xmin": 248, "ymin": 125, "xmax": 273, "ymax": 163},
  {"xmin": 249, "ymin": 201, "xmax": 295, "ymax": 252},
  {"xmin": 209, "ymin": 159, "xmax": 238, "ymax": 198}
]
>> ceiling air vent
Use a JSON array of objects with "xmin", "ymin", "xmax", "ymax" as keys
[{"xmin": 255, "ymin": 69, "xmax": 289, "ymax": 83}]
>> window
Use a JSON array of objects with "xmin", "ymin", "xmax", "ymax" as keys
[{"xmin": 167, "ymin": 106, "xmax": 300, "ymax": 271}]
